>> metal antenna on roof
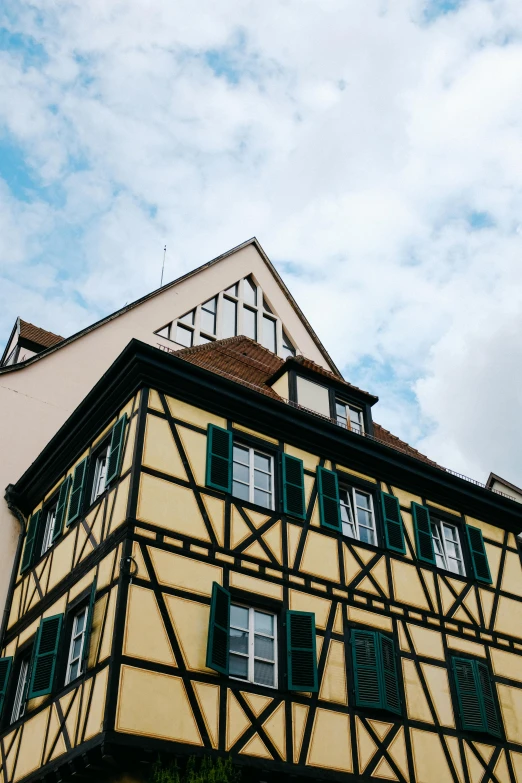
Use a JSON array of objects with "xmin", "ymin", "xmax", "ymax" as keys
[{"xmin": 160, "ymin": 245, "xmax": 167, "ymax": 287}]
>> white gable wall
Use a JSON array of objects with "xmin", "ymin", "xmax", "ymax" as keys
[{"xmin": 0, "ymin": 243, "xmax": 333, "ymax": 614}]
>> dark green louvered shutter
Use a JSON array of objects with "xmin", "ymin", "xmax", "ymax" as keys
[
  {"xmin": 466, "ymin": 525, "xmax": 492, "ymax": 584},
  {"xmin": 106, "ymin": 413, "xmax": 128, "ymax": 486},
  {"xmin": 476, "ymin": 661, "xmax": 501, "ymax": 737},
  {"xmin": 28, "ymin": 614, "xmax": 63, "ymax": 698},
  {"xmin": 352, "ymin": 629, "xmax": 381, "ymax": 708},
  {"xmin": 206, "ymin": 582, "xmax": 230, "ymax": 675},
  {"xmin": 380, "ymin": 492, "xmax": 406, "ymax": 554},
  {"xmin": 379, "ymin": 633, "xmax": 401, "ymax": 715},
  {"xmin": 20, "ymin": 511, "xmax": 40, "ymax": 574},
  {"xmin": 282, "ymin": 454, "xmax": 306, "ymax": 519},
  {"xmin": 412, "ymin": 503, "xmax": 436, "ymax": 565},
  {"xmin": 205, "ymin": 425, "xmax": 233, "ymax": 493},
  {"xmin": 51, "ymin": 476, "xmax": 72, "ymax": 542},
  {"xmin": 452, "ymin": 657, "xmax": 486, "ymax": 733},
  {"xmin": 0, "ymin": 657, "xmax": 13, "ymax": 719},
  {"xmin": 67, "ymin": 457, "xmax": 88, "ymax": 526},
  {"xmin": 317, "ymin": 466, "xmax": 341, "ymax": 531},
  {"xmin": 286, "ymin": 611, "xmax": 318, "ymax": 692},
  {"xmin": 82, "ymin": 578, "xmax": 98, "ymax": 673}
]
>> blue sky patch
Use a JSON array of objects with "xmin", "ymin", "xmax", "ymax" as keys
[{"xmin": 0, "ymin": 28, "xmax": 48, "ymax": 68}]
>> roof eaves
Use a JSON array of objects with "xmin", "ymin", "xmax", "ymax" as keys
[{"xmin": 0, "ymin": 317, "xmax": 19, "ymax": 366}]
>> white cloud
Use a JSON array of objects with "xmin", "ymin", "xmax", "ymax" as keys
[{"xmin": 2, "ymin": 0, "xmax": 522, "ymax": 483}]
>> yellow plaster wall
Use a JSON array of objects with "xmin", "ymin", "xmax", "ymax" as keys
[{"xmin": 166, "ymin": 395, "xmax": 226, "ymax": 430}]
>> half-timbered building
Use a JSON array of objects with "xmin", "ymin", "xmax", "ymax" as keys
[{"xmin": 1, "ymin": 331, "xmax": 522, "ymax": 783}]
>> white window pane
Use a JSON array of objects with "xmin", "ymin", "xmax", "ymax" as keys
[
  {"xmin": 243, "ymin": 306, "xmax": 257, "ymax": 340},
  {"xmin": 232, "ymin": 481, "xmax": 249, "ymax": 501},
  {"xmin": 254, "ymin": 489, "xmax": 271, "ymax": 508},
  {"xmin": 282, "ymin": 331, "xmax": 295, "ymax": 358},
  {"xmin": 230, "ymin": 654, "xmax": 248, "ymax": 679},
  {"xmin": 72, "ymin": 638, "xmax": 83, "ymax": 659},
  {"xmin": 262, "ymin": 316, "xmax": 276, "ymax": 352},
  {"xmin": 179, "ymin": 310, "xmax": 195, "ymax": 326},
  {"xmin": 230, "ymin": 629, "xmax": 249, "ymax": 655},
  {"xmin": 156, "ymin": 325, "xmax": 170, "ymax": 339},
  {"xmin": 233, "ymin": 462, "xmax": 249, "ymax": 483},
  {"xmin": 254, "ymin": 635, "xmax": 274, "ymax": 660},
  {"xmin": 225, "ymin": 283, "xmax": 239, "ymax": 297},
  {"xmin": 296, "ymin": 376, "xmax": 330, "ymax": 417},
  {"xmin": 355, "ymin": 491, "xmax": 371, "ymax": 510},
  {"xmin": 176, "ymin": 324, "xmax": 193, "ymax": 347},
  {"xmin": 200, "ymin": 307, "xmax": 216, "ymax": 335},
  {"xmin": 244, "ymin": 277, "xmax": 257, "ymax": 306},
  {"xmin": 255, "ymin": 611, "xmax": 274, "ymax": 635},
  {"xmin": 76, "ymin": 610, "xmax": 87, "ymax": 633},
  {"xmin": 254, "ymin": 452, "xmax": 270, "ymax": 472},
  {"xmin": 254, "ymin": 661, "xmax": 274, "ymax": 687},
  {"xmin": 254, "ymin": 471, "xmax": 270, "ymax": 491},
  {"xmin": 222, "ymin": 298, "xmax": 237, "ymax": 338},
  {"xmin": 359, "ymin": 526, "xmax": 375, "ymax": 545},
  {"xmin": 233, "ymin": 445, "xmax": 249, "ymax": 464},
  {"xmin": 231, "ymin": 605, "xmax": 249, "ymax": 629},
  {"xmin": 263, "ymin": 298, "xmax": 273, "ymax": 313},
  {"xmin": 199, "ymin": 335, "xmax": 214, "ymax": 345},
  {"xmin": 342, "ymin": 520, "xmax": 356, "ymax": 538}
]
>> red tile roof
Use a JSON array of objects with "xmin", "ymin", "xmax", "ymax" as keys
[
  {"xmin": 177, "ymin": 336, "xmax": 438, "ymax": 466},
  {"xmin": 19, "ymin": 319, "xmax": 64, "ymax": 349}
]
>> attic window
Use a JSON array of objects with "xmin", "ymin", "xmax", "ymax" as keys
[
  {"xmin": 296, "ymin": 376, "xmax": 330, "ymax": 417},
  {"xmin": 155, "ymin": 275, "xmax": 297, "ymax": 358}
]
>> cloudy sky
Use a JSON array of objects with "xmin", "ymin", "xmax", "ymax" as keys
[{"xmin": 1, "ymin": 0, "xmax": 522, "ymax": 485}]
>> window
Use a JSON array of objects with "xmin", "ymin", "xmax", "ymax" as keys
[
  {"xmin": 175, "ymin": 324, "xmax": 193, "ymax": 347},
  {"xmin": 229, "ymin": 605, "xmax": 277, "ymax": 688},
  {"xmin": 11, "ymin": 655, "xmax": 30, "ymax": 724},
  {"xmin": 232, "ymin": 444, "xmax": 274, "ymax": 509},
  {"xmin": 452, "ymin": 657, "xmax": 501, "ymax": 737},
  {"xmin": 262, "ymin": 315, "xmax": 276, "ymax": 352},
  {"xmin": 282, "ymin": 330, "xmax": 295, "ymax": 359},
  {"xmin": 296, "ymin": 376, "xmax": 330, "ymax": 417},
  {"xmin": 336, "ymin": 401, "xmax": 364, "ymax": 434},
  {"xmin": 155, "ymin": 275, "xmax": 294, "ymax": 358},
  {"xmin": 40, "ymin": 504, "xmax": 57, "ymax": 556},
  {"xmin": 91, "ymin": 447, "xmax": 109, "ymax": 504},
  {"xmin": 65, "ymin": 607, "xmax": 88, "ymax": 685},
  {"xmin": 351, "ymin": 629, "xmax": 401, "ymax": 714},
  {"xmin": 431, "ymin": 518, "xmax": 465, "ymax": 576},
  {"xmin": 340, "ymin": 487, "xmax": 376, "ymax": 545},
  {"xmin": 200, "ymin": 298, "xmax": 217, "ymax": 336},
  {"xmin": 222, "ymin": 298, "xmax": 237, "ymax": 338}
]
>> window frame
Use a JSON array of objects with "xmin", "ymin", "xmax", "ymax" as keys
[
  {"xmin": 232, "ymin": 441, "xmax": 275, "ymax": 511},
  {"xmin": 339, "ymin": 482, "xmax": 378, "ymax": 547},
  {"xmin": 229, "ymin": 603, "xmax": 278, "ymax": 689},
  {"xmin": 40, "ymin": 501, "xmax": 58, "ymax": 557},
  {"xmin": 430, "ymin": 516, "xmax": 466, "ymax": 576},
  {"xmin": 154, "ymin": 274, "xmax": 296, "ymax": 358},
  {"xmin": 65, "ymin": 606, "xmax": 89, "ymax": 686},
  {"xmin": 5, "ymin": 641, "xmax": 33, "ymax": 727},
  {"xmin": 335, "ymin": 399, "xmax": 365, "ymax": 435},
  {"xmin": 84, "ymin": 436, "xmax": 112, "ymax": 511}
]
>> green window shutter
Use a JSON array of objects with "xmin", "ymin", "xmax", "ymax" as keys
[
  {"xmin": 20, "ymin": 511, "xmax": 40, "ymax": 574},
  {"xmin": 82, "ymin": 578, "xmax": 98, "ymax": 673},
  {"xmin": 380, "ymin": 492, "xmax": 406, "ymax": 554},
  {"xmin": 452, "ymin": 657, "xmax": 485, "ymax": 732},
  {"xmin": 28, "ymin": 614, "xmax": 63, "ymax": 698},
  {"xmin": 51, "ymin": 476, "xmax": 72, "ymax": 543},
  {"xmin": 282, "ymin": 454, "xmax": 306, "ymax": 519},
  {"xmin": 106, "ymin": 413, "xmax": 128, "ymax": 486},
  {"xmin": 206, "ymin": 582, "xmax": 230, "ymax": 675},
  {"xmin": 205, "ymin": 425, "xmax": 233, "ymax": 493},
  {"xmin": 67, "ymin": 457, "xmax": 89, "ymax": 526},
  {"xmin": 466, "ymin": 525, "xmax": 492, "ymax": 584},
  {"xmin": 286, "ymin": 611, "xmax": 318, "ymax": 692},
  {"xmin": 317, "ymin": 466, "xmax": 341, "ymax": 531},
  {"xmin": 412, "ymin": 503, "xmax": 436, "ymax": 565},
  {"xmin": 352, "ymin": 629, "xmax": 382, "ymax": 708},
  {"xmin": 0, "ymin": 657, "xmax": 13, "ymax": 719},
  {"xmin": 476, "ymin": 661, "xmax": 501, "ymax": 738},
  {"xmin": 379, "ymin": 633, "xmax": 401, "ymax": 715}
]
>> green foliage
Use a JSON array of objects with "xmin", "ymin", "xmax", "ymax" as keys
[{"xmin": 151, "ymin": 756, "xmax": 240, "ymax": 783}]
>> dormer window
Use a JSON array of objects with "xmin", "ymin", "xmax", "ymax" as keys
[
  {"xmin": 154, "ymin": 275, "xmax": 296, "ymax": 358},
  {"xmin": 335, "ymin": 401, "xmax": 364, "ymax": 434}
]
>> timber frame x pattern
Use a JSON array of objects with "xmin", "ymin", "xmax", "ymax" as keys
[{"xmin": 1, "ymin": 340, "xmax": 522, "ymax": 783}]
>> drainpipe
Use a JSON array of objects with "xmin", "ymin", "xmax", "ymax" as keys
[{"xmin": 0, "ymin": 485, "xmax": 26, "ymax": 649}]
